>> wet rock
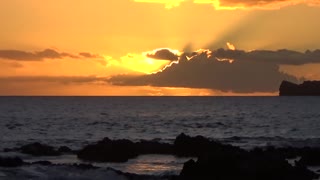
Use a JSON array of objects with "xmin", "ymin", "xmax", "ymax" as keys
[
  {"xmin": 78, "ymin": 133, "xmax": 245, "ymax": 162},
  {"xmin": 171, "ymin": 134, "xmax": 318, "ymax": 180},
  {"xmin": 0, "ymin": 156, "xmax": 24, "ymax": 167},
  {"xmin": 77, "ymin": 137, "xmax": 174, "ymax": 162},
  {"xmin": 135, "ymin": 140, "xmax": 173, "ymax": 155},
  {"xmin": 58, "ymin": 146, "xmax": 73, "ymax": 153},
  {"xmin": 179, "ymin": 147, "xmax": 318, "ymax": 180},
  {"xmin": 20, "ymin": 142, "xmax": 60, "ymax": 156},
  {"xmin": 173, "ymin": 133, "xmax": 244, "ymax": 157},
  {"xmin": 296, "ymin": 147, "xmax": 320, "ymax": 166},
  {"xmin": 255, "ymin": 146, "xmax": 320, "ymax": 166},
  {"xmin": 179, "ymin": 157, "xmax": 317, "ymax": 180},
  {"xmin": 76, "ymin": 133, "xmax": 319, "ymax": 180},
  {"xmin": 77, "ymin": 137, "xmax": 138, "ymax": 162},
  {"xmin": 250, "ymin": 146, "xmax": 299, "ymax": 160}
]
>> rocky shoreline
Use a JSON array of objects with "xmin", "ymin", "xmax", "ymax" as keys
[{"xmin": 1, "ymin": 133, "xmax": 320, "ymax": 179}]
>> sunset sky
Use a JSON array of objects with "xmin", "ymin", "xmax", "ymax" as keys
[{"xmin": 1, "ymin": 0, "xmax": 320, "ymax": 96}]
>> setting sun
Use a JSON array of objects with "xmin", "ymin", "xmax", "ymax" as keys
[
  {"xmin": 1, "ymin": 0, "xmax": 320, "ymax": 95},
  {"xmin": 104, "ymin": 52, "xmax": 173, "ymax": 74},
  {"xmin": 2, "ymin": 1, "xmax": 320, "ymax": 179}
]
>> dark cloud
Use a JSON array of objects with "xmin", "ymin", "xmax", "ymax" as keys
[
  {"xmin": 108, "ymin": 48, "xmax": 320, "ymax": 93},
  {"xmin": 216, "ymin": 0, "xmax": 320, "ymax": 8},
  {"xmin": 146, "ymin": 49, "xmax": 179, "ymax": 61},
  {"xmin": 219, "ymin": 0, "xmax": 292, "ymax": 7},
  {"xmin": 136, "ymin": 0, "xmax": 320, "ymax": 9},
  {"xmin": 214, "ymin": 48, "xmax": 320, "ymax": 65},
  {"xmin": 79, "ymin": 52, "xmax": 101, "ymax": 58},
  {"xmin": 0, "ymin": 49, "xmax": 103, "ymax": 61},
  {"xmin": 0, "ymin": 76, "xmax": 109, "ymax": 84},
  {"xmin": 0, "ymin": 49, "xmax": 78, "ymax": 61},
  {"xmin": 0, "ymin": 50, "xmax": 35, "ymax": 61}
]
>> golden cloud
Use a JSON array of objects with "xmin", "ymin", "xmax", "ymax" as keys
[{"xmin": 134, "ymin": 0, "xmax": 320, "ymax": 9}]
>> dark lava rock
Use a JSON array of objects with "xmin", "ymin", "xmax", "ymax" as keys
[
  {"xmin": 297, "ymin": 147, "xmax": 320, "ymax": 166},
  {"xmin": 172, "ymin": 134, "xmax": 318, "ymax": 180},
  {"xmin": 280, "ymin": 80, "xmax": 320, "ymax": 96},
  {"xmin": 135, "ymin": 140, "xmax": 173, "ymax": 155},
  {"xmin": 77, "ymin": 133, "xmax": 244, "ymax": 162},
  {"xmin": 77, "ymin": 137, "xmax": 173, "ymax": 162},
  {"xmin": 173, "ymin": 133, "xmax": 244, "ymax": 157},
  {"xmin": 76, "ymin": 133, "xmax": 319, "ymax": 180},
  {"xmin": 20, "ymin": 142, "xmax": 60, "ymax": 156},
  {"xmin": 253, "ymin": 146, "xmax": 320, "ymax": 167},
  {"xmin": 179, "ymin": 152, "xmax": 317, "ymax": 180},
  {"xmin": 58, "ymin": 146, "xmax": 73, "ymax": 153},
  {"xmin": 0, "ymin": 156, "xmax": 24, "ymax": 167},
  {"xmin": 253, "ymin": 146, "xmax": 320, "ymax": 166},
  {"xmin": 250, "ymin": 146, "xmax": 300, "ymax": 160},
  {"xmin": 77, "ymin": 137, "xmax": 139, "ymax": 162}
]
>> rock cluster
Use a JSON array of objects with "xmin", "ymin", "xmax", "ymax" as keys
[
  {"xmin": 1, "ymin": 134, "xmax": 320, "ymax": 179},
  {"xmin": 77, "ymin": 137, "xmax": 173, "ymax": 162}
]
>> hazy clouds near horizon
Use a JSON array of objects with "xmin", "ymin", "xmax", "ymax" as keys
[
  {"xmin": 109, "ymin": 48, "xmax": 320, "ymax": 93},
  {"xmin": 0, "ymin": 49, "xmax": 100, "ymax": 61}
]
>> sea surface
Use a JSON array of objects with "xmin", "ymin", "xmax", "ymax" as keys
[{"xmin": 1, "ymin": 96, "xmax": 320, "ymax": 179}]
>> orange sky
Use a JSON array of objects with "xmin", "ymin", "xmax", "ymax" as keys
[{"xmin": 1, "ymin": 0, "xmax": 320, "ymax": 96}]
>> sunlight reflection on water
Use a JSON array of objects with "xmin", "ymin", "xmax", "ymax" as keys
[{"xmin": 24, "ymin": 154, "xmax": 194, "ymax": 175}]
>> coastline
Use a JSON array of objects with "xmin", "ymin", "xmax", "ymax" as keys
[{"xmin": 1, "ymin": 134, "xmax": 319, "ymax": 179}]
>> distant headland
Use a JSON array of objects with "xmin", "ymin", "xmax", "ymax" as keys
[{"xmin": 279, "ymin": 80, "xmax": 320, "ymax": 96}]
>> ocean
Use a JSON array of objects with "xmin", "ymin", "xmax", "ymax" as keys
[{"xmin": 1, "ymin": 96, "xmax": 320, "ymax": 179}]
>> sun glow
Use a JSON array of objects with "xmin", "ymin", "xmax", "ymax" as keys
[
  {"xmin": 152, "ymin": 48, "xmax": 213, "ymax": 74},
  {"xmin": 226, "ymin": 42, "xmax": 236, "ymax": 50},
  {"xmin": 105, "ymin": 53, "xmax": 172, "ymax": 74},
  {"xmin": 151, "ymin": 60, "xmax": 180, "ymax": 74},
  {"xmin": 133, "ymin": 0, "xmax": 185, "ymax": 9}
]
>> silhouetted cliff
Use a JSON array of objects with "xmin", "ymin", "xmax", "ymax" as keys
[{"xmin": 279, "ymin": 81, "xmax": 320, "ymax": 96}]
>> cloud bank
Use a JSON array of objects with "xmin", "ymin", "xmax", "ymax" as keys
[
  {"xmin": 134, "ymin": 0, "xmax": 320, "ymax": 9},
  {"xmin": 0, "ymin": 76, "xmax": 109, "ymax": 84},
  {"xmin": 0, "ymin": 49, "xmax": 101, "ymax": 61},
  {"xmin": 79, "ymin": 52, "xmax": 101, "ymax": 59},
  {"xmin": 109, "ymin": 48, "xmax": 320, "ymax": 93}
]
